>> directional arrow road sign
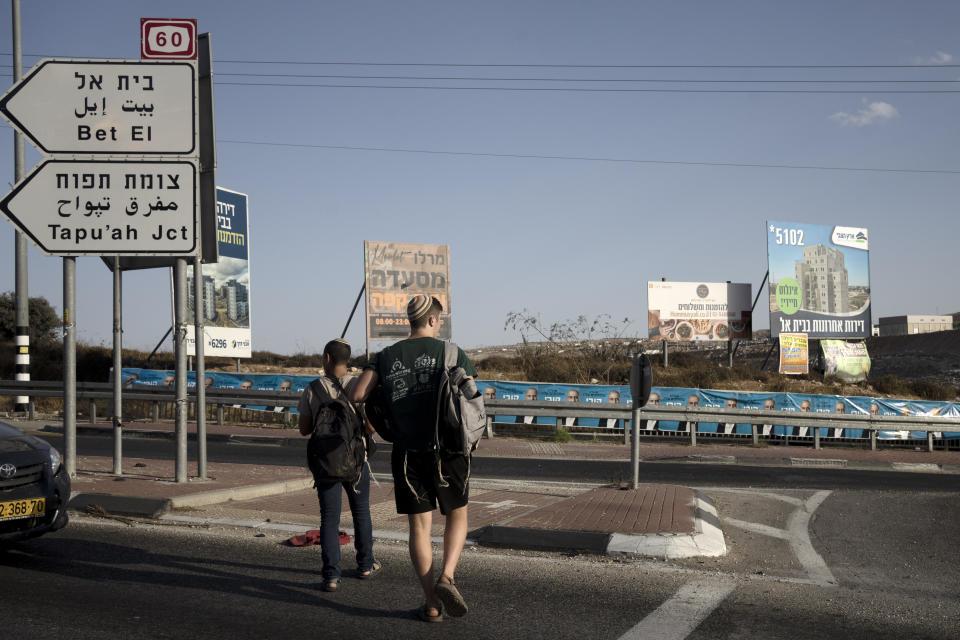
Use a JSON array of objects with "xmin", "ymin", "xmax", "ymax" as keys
[
  {"xmin": 0, "ymin": 159, "xmax": 198, "ymax": 256},
  {"xmin": 0, "ymin": 59, "xmax": 195, "ymax": 155}
]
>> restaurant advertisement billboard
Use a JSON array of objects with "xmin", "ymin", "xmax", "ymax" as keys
[
  {"xmin": 364, "ymin": 241, "xmax": 452, "ymax": 341},
  {"xmin": 647, "ymin": 281, "xmax": 753, "ymax": 342}
]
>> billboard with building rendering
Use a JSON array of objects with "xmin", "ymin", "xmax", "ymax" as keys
[
  {"xmin": 766, "ymin": 221, "xmax": 870, "ymax": 339},
  {"xmin": 184, "ymin": 187, "xmax": 252, "ymax": 358}
]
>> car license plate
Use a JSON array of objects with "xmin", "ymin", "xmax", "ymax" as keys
[{"xmin": 0, "ymin": 497, "xmax": 45, "ymax": 520}]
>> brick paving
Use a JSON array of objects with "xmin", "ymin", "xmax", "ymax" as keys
[{"xmin": 501, "ymin": 485, "xmax": 696, "ymax": 536}]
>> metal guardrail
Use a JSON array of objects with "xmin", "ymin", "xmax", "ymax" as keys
[
  {"xmin": 484, "ymin": 399, "xmax": 960, "ymax": 452},
  {"xmin": 0, "ymin": 380, "xmax": 300, "ymax": 425}
]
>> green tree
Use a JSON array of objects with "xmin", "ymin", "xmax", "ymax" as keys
[{"xmin": 0, "ymin": 291, "xmax": 62, "ymax": 343}]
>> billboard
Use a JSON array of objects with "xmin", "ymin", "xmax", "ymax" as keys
[
  {"xmin": 779, "ymin": 333, "xmax": 809, "ymax": 375},
  {"xmin": 822, "ymin": 339, "xmax": 871, "ymax": 382},
  {"xmin": 767, "ymin": 221, "xmax": 870, "ymax": 339},
  {"xmin": 647, "ymin": 281, "xmax": 753, "ymax": 341},
  {"xmin": 185, "ymin": 187, "xmax": 252, "ymax": 357},
  {"xmin": 364, "ymin": 241, "xmax": 451, "ymax": 341}
]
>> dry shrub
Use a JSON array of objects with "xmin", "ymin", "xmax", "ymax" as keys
[{"xmin": 908, "ymin": 379, "xmax": 956, "ymax": 401}]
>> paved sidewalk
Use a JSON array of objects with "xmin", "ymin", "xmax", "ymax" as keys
[{"xmin": 11, "ymin": 417, "xmax": 960, "ymax": 558}]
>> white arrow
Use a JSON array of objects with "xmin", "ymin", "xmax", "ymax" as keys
[
  {"xmin": 0, "ymin": 59, "xmax": 196, "ymax": 155},
  {"xmin": 0, "ymin": 159, "xmax": 198, "ymax": 256}
]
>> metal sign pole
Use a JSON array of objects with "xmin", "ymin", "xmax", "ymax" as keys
[
  {"xmin": 63, "ymin": 257, "xmax": 76, "ymax": 478},
  {"xmin": 112, "ymin": 257, "xmax": 122, "ymax": 475},
  {"xmin": 193, "ymin": 253, "xmax": 207, "ymax": 479},
  {"xmin": 11, "ymin": 0, "xmax": 29, "ymax": 414},
  {"xmin": 173, "ymin": 258, "xmax": 188, "ymax": 483}
]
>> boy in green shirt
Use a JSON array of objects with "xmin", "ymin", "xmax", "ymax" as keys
[{"xmin": 351, "ymin": 294, "xmax": 475, "ymax": 622}]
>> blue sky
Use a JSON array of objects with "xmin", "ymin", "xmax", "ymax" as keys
[{"xmin": 1, "ymin": 1, "xmax": 958, "ymax": 356}]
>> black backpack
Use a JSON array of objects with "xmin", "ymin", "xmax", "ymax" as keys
[
  {"xmin": 362, "ymin": 383, "xmax": 399, "ymax": 444},
  {"xmin": 305, "ymin": 376, "xmax": 366, "ymax": 484}
]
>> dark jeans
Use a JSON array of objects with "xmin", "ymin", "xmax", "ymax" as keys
[{"xmin": 314, "ymin": 463, "xmax": 374, "ymax": 581}]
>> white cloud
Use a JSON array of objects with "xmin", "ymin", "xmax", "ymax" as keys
[
  {"xmin": 913, "ymin": 51, "xmax": 953, "ymax": 65},
  {"xmin": 829, "ymin": 100, "xmax": 899, "ymax": 127}
]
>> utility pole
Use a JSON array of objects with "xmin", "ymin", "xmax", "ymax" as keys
[{"xmin": 11, "ymin": 0, "xmax": 29, "ymax": 413}]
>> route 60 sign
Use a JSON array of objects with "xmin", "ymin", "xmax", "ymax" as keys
[{"xmin": 141, "ymin": 18, "xmax": 197, "ymax": 60}]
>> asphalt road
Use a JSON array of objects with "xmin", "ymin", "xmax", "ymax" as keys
[
  {"xmin": 46, "ymin": 432, "xmax": 960, "ymax": 491},
  {"xmin": 3, "ymin": 493, "xmax": 957, "ymax": 640}
]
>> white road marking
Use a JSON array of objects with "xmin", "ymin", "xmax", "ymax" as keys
[
  {"xmin": 471, "ymin": 499, "xmax": 539, "ymax": 510},
  {"xmin": 788, "ymin": 490, "xmax": 836, "ymax": 586},
  {"xmin": 695, "ymin": 486, "xmax": 804, "ymax": 507},
  {"xmin": 718, "ymin": 488, "xmax": 837, "ymax": 587},
  {"xmin": 618, "ymin": 576, "xmax": 737, "ymax": 640},
  {"xmin": 723, "ymin": 518, "xmax": 791, "ymax": 540}
]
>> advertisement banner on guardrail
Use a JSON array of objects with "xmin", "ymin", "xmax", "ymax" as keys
[
  {"xmin": 364, "ymin": 241, "xmax": 452, "ymax": 341},
  {"xmin": 184, "ymin": 187, "xmax": 252, "ymax": 358},
  {"xmin": 476, "ymin": 379, "xmax": 958, "ymax": 439},
  {"xmin": 779, "ymin": 333, "xmax": 809, "ymax": 375},
  {"xmin": 119, "ymin": 369, "xmax": 958, "ymax": 439},
  {"xmin": 822, "ymin": 339, "xmax": 870, "ymax": 382},
  {"xmin": 767, "ymin": 220, "xmax": 871, "ymax": 339},
  {"xmin": 647, "ymin": 281, "xmax": 752, "ymax": 341}
]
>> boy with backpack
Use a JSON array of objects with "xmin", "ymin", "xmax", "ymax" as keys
[
  {"xmin": 351, "ymin": 294, "xmax": 478, "ymax": 623},
  {"xmin": 298, "ymin": 338, "xmax": 380, "ymax": 593}
]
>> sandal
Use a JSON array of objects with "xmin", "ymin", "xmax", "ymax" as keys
[
  {"xmin": 434, "ymin": 574, "xmax": 468, "ymax": 617},
  {"xmin": 321, "ymin": 578, "xmax": 341, "ymax": 593},
  {"xmin": 358, "ymin": 561, "xmax": 382, "ymax": 579},
  {"xmin": 416, "ymin": 603, "xmax": 443, "ymax": 623}
]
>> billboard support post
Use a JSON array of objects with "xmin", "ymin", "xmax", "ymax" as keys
[
  {"xmin": 341, "ymin": 282, "xmax": 366, "ymax": 340},
  {"xmin": 194, "ymin": 253, "xmax": 207, "ymax": 479}
]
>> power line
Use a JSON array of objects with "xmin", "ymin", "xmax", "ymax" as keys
[
  {"xmin": 211, "ymin": 59, "xmax": 960, "ymax": 70},
  {"xmin": 214, "ymin": 81, "xmax": 960, "ymax": 94},
  {"xmin": 216, "ymin": 138, "xmax": 960, "ymax": 174},
  {"xmin": 0, "ymin": 121, "xmax": 954, "ymax": 173},
  {"xmin": 212, "ymin": 72, "xmax": 959, "ymax": 84},
  {"xmin": 2, "ymin": 53, "xmax": 958, "ymax": 69},
  {"xmin": 6, "ymin": 64, "xmax": 958, "ymax": 85}
]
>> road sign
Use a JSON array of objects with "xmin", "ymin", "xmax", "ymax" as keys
[
  {"xmin": 0, "ymin": 159, "xmax": 197, "ymax": 256},
  {"xmin": 141, "ymin": 18, "xmax": 198, "ymax": 60},
  {"xmin": 0, "ymin": 59, "xmax": 196, "ymax": 155}
]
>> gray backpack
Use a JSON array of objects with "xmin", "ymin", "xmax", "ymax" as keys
[{"xmin": 435, "ymin": 342, "xmax": 486, "ymax": 456}]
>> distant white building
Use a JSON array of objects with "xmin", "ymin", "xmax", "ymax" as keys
[
  {"xmin": 878, "ymin": 315, "xmax": 953, "ymax": 336},
  {"xmin": 795, "ymin": 244, "xmax": 848, "ymax": 314}
]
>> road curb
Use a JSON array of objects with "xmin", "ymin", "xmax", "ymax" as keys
[
  {"xmin": 606, "ymin": 492, "xmax": 727, "ymax": 559},
  {"xmin": 169, "ymin": 476, "xmax": 314, "ymax": 508},
  {"xmin": 474, "ymin": 526, "xmax": 612, "ymax": 554},
  {"xmin": 68, "ymin": 493, "xmax": 172, "ymax": 519}
]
